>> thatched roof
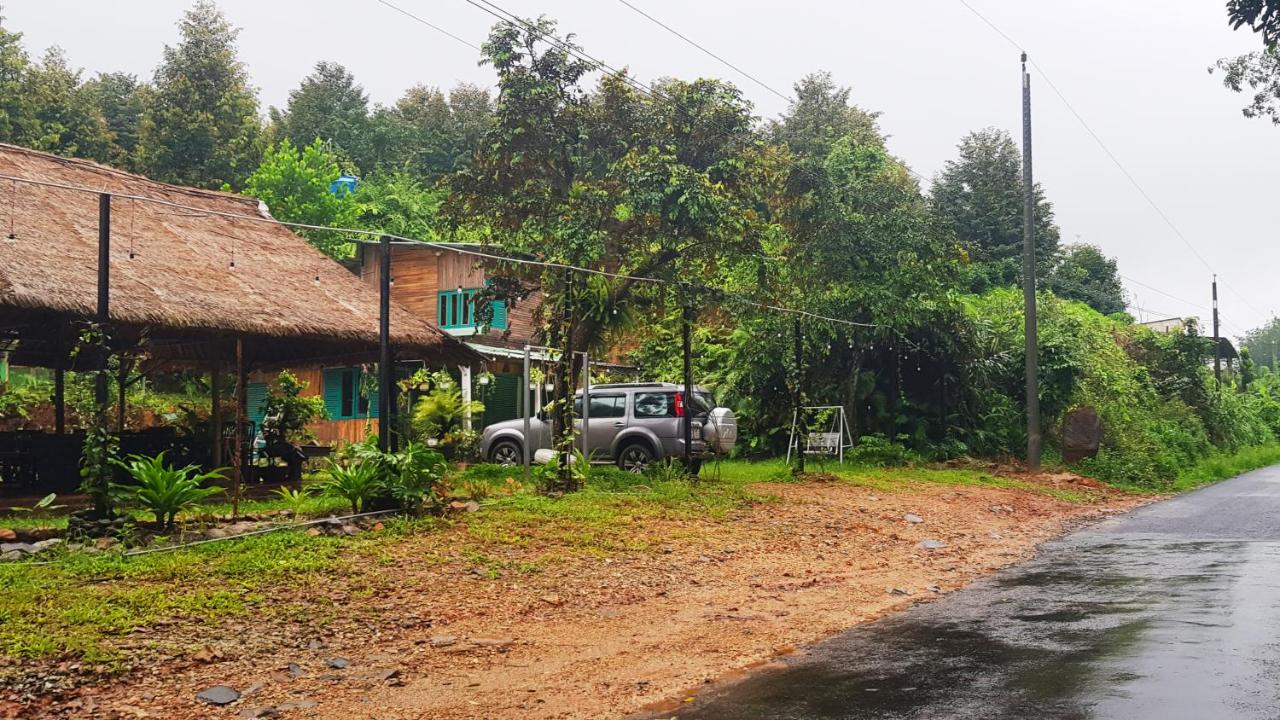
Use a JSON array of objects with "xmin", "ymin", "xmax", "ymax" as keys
[{"xmin": 0, "ymin": 143, "xmax": 478, "ymax": 368}]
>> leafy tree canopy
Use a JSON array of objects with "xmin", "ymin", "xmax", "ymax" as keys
[
  {"xmin": 138, "ymin": 0, "xmax": 262, "ymax": 189},
  {"xmin": 1229, "ymin": 0, "xmax": 1280, "ymax": 46},
  {"xmin": 1046, "ymin": 243, "xmax": 1126, "ymax": 315},
  {"xmin": 244, "ymin": 138, "xmax": 360, "ymax": 259},
  {"xmin": 929, "ymin": 128, "xmax": 1061, "ymax": 289},
  {"xmin": 270, "ymin": 61, "xmax": 370, "ymax": 170}
]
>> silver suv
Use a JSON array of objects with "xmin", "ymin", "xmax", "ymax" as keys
[{"xmin": 479, "ymin": 383, "xmax": 737, "ymax": 473}]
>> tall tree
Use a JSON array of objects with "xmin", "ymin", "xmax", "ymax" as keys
[
  {"xmin": 20, "ymin": 47, "xmax": 112, "ymax": 160},
  {"xmin": 768, "ymin": 71, "xmax": 881, "ymax": 158},
  {"xmin": 391, "ymin": 82, "xmax": 493, "ymax": 180},
  {"xmin": 79, "ymin": 72, "xmax": 147, "ymax": 168},
  {"xmin": 1045, "ymin": 243, "xmax": 1126, "ymax": 315},
  {"xmin": 138, "ymin": 1, "xmax": 261, "ymax": 189},
  {"xmin": 271, "ymin": 61, "xmax": 370, "ymax": 170},
  {"xmin": 930, "ymin": 128, "xmax": 1060, "ymax": 289},
  {"xmin": 448, "ymin": 18, "xmax": 771, "ymax": 490},
  {"xmin": 1242, "ymin": 316, "xmax": 1280, "ymax": 370},
  {"xmin": 0, "ymin": 10, "xmax": 34, "ymax": 144}
]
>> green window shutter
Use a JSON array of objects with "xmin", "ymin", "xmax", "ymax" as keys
[
  {"xmin": 246, "ymin": 382, "xmax": 269, "ymax": 432},
  {"xmin": 322, "ymin": 368, "xmax": 345, "ymax": 419},
  {"xmin": 483, "ymin": 373, "xmax": 520, "ymax": 425},
  {"xmin": 363, "ymin": 369, "xmax": 379, "ymax": 419},
  {"xmin": 491, "ymin": 299, "xmax": 508, "ymax": 330}
]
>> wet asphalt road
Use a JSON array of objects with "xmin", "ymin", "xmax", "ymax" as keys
[{"xmin": 665, "ymin": 464, "xmax": 1280, "ymax": 720}]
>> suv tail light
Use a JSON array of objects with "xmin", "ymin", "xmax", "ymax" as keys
[{"xmin": 674, "ymin": 392, "xmax": 685, "ymax": 417}]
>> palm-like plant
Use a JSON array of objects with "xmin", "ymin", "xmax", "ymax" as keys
[
  {"xmin": 119, "ymin": 452, "xmax": 226, "ymax": 529},
  {"xmin": 321, "ymin": 459, "xmax": 383, "ymax": 514},
  {"xmin": 272, "ymin": 485, "xmax": 314, "ymax": 515}
]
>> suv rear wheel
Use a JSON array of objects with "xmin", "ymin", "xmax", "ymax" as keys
[
  {"xmin": 617, "ymin": 441, "xmax": 655, "ymax": 474},
  {"xmin": 489, "ymin": 439, "xmax": 522, "ymax": 466}
]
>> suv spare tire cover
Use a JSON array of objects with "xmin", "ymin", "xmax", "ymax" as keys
[{"xmin": 703, "ymin": 408, "xmax": 738, "ymax": 455}]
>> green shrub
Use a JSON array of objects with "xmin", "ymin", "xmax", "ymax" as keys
[
  {"xmin": 848, "ymin": 434, "xmax": 920, "ymax": 466},
  {"xmin": 383, "ymin": 442, "xmax": 451, "ymax": 515},
  {"xmin": 119, "ymin": 452, "xmax": 225, "ymax": 529},
  {"xmin": 320, "ymin": 459, "xmax": 383, "ymax": 514}
]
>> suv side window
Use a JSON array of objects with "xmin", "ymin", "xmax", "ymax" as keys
[
  {"xmin": 574, "ymin": 394, "xmax": 626, "ymax": 418},
  {"xmin": 633, "ymin": 392, "xmax": 676, "ymax": 418}
]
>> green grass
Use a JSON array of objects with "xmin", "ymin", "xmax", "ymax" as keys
[
  {"xmin": 1173, "ymin": 443, "xmax": 1280, "ymax": 492},
  {"xmin": 0, "ymin": 458, "xmax": 1115, "ymax": 668}
]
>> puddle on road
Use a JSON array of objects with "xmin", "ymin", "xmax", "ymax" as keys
[{"xmin": 656, "ymin": 538, "xmax": 1280, "ymax": 720}]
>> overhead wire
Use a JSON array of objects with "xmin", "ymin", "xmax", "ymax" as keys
[
  {"xmin": 371, "ymin": 0, "xmax": 481, "ymax": 50},
  {"xmin": 459, "ymin": 0, "xmax": 929, "ymax": 186},
  {"xmin": 609, "ymin": 0, "xmax": 931, "ymax": 184},
  {"xmin": 612, "ymin": 0, "xmax": 791, "ymax": 105}
]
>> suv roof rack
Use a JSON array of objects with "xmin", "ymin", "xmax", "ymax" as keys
[{"xmin": 589, "ymin": 382, "xmax": 671, "ymax": 389}]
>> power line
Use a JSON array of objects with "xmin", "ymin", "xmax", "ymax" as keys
[
  {"xmin": 955, "ymin": 0, "xmax": 1024, "ymax": 52},
  {"xmin": 608, "ymin": 0, "xmax": 931, "ymax": 185},
  {"xmin": 459, "ymin": 0, "xmax": 928, "ymax": 187},
  {"xmin": 1121, "ymin": 274, "xmax": 1211, "ymax": 313},
  {"xmin": 612, "ymin": 0, "xmax": 790, "ymax": 105},
  {"xmin": 371, "ymin": 0, "xmax": 481, "ymax": 50}
]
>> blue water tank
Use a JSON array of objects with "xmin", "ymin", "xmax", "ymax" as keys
[{"xmin": 329, "ymin": 174, "xmax": 359, "ymax": 197}]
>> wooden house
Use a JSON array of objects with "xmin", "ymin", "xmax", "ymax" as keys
[{"xmin": 0, "ymin": 143, "xmax": 479, "ymax": 491}]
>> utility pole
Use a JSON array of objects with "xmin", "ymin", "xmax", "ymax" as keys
[
  {"xmin": 1212, "ymin": 276, "xmax": 1221, "ymax": 387},
  {"xmin": 792, "ymin": 318, "xmax": 805, "ymax": 475},
  {"xmin": 681, "ymin": 293, "xmax": 694, "ymax": 471},
  {"xmin": 1021, "ymin": 53, "xmax": 1041, "ymax": 471},
  {"xmin": 96, "ymin": 194, "xmax": 110, "ymax": 414},
  {"xmin": 378, "ymin": 235, "xmax": 393, "ymax": 451}
]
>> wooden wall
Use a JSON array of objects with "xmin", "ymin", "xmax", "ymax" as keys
[
  {"xmin": 362, "ymin": 245, "xmax": 543, "ymax": 346},
  {"xmin": 249, "ymin": 366, "xmax": 376, "ymax": 447}
]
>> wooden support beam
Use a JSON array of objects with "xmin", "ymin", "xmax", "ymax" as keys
[{"xmin": 116, "ymin": 361, "xmax": 128, "ymax": 433}]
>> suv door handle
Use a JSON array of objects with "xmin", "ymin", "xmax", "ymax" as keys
[{"xmin": 613, "ymin": 422, "xmax": 625, "ymax": 428}]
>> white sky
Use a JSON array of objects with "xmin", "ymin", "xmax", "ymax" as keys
[{"xmin": 5, "ymin": 0, "xmax": 1278, "ymax": 335}]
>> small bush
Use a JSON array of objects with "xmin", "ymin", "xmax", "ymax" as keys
[
  {"xmin": 119, "ymin": 452, "xmax": 225, "ymax": 529},
  {"xmin": 383, "ymin": 442, "xmax": 451, "ymax": 515},
  {"xmin": 320, "ymin": 459, "xmax": 382, "ymax": 514},
  {"xmin": 848, "ymin": 434, "xmax": 920, "ymax": 466}
]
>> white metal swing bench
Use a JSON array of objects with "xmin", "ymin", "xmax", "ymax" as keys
[{"xmin": 786, "ymin": 405, "xmax": 855, "ymax": 464}]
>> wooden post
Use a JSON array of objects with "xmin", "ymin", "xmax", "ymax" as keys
[
  {"xmin": 210, "ymin": 355, "xmax": 223, "ymax": 468},
  {"xmin": 681, "ymin": 298, "xmax": 693, "ymax": 470},
  {"xmin": 233, "ymin": 337, "xmax": 246, "ymax": 519},
  {"xmin": 116, "ymin": 362, "xmax": 128, "ymax": 433},
  {"xmin": 793, "ymin": 318, "xmax": 805, "ymax": 475},
  {"xmin": 378, "ymin": 235, "xmax": 393, "ymax": 452},
  {"xmin": 95, "ymin": 194, "xmax": 110, "ymax": 414}
]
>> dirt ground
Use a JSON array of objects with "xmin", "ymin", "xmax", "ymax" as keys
[{"xmin": 9, "ymin": 473, "xmax": 1146, "ymax": 720}]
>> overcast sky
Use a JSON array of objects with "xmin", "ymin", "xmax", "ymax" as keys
[{"xmin": 6, "ymin": 0, "xmax": 1278, "ymax": 335}]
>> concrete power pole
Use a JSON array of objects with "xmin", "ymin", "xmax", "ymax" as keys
[
  {"xmin": 1021, "ymin": 53, "xmax": 1041, "ymax": 471},
  {"xmin": 1212, "ymin": 276, "xmax": 1221, "ymax": 387}
]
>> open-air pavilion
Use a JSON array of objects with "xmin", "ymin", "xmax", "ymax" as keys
[{"xmin": 0, "ymin": 143, "xmax": 479, "ymax": 497}]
